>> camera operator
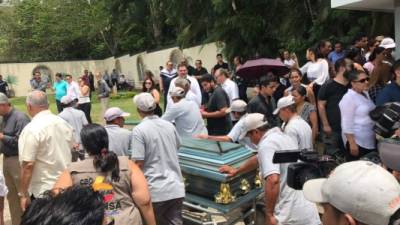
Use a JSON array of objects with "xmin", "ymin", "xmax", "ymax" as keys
[
  {"xmin": 236, "ymin": 113, "xmax": 320, "ymax": 225},
  {"xmin": 303, "ymin": 161, "xmax": 400, "ymax": 225}
]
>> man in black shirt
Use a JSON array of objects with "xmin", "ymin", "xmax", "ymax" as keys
[
  {"xmin": 200, "ymin": 74, "xmax": 232, "ymax": 135},
  {"xmin": 181, "ymin": 58, "xmax": 196, "ymax": 76},
  {"xmin": 193, "ymin": 59, "xmax": 209, "ymax": 105},
  {"xmin": 193, "ymin": 60, "xmax": 208, "ymax": 78},
  {"xmin": 0, "ymin": 93, "xmax": 30, "ymax": 225},
  {"xmin": 212, "ymin": 54, "xmax": 229, "ymax": 75},
  {"xmin": 247, "ymin": 74, "xmax": 279, "ymax": 127},
  {"xmin": 0, "ymin": 75, "xmax": 8, "ymax": 96},
  {"xmin": 318, "ymin": 58, "xmax": 351, "ymax": 156}
]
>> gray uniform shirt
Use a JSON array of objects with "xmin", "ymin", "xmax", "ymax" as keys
[
  {"xmin": 59, "ymin": 107, "xmax": 88, "ymax": 147},
  {"xmin": 161, "ymin": 98, "xmax": 207, "ymax": 138},
  {"xmin": 1, "ymin": 108, "xmax": 30, "ymax": 156},
  {"xmin": 131, "ymin": 115, "xmax": 185, "ymax": 202},
  {"xmin": 104, "ymin": 124, "xmax": 132, "ymax": 156}
]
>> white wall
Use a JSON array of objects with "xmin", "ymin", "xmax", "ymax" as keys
[{"xmin": 0, "ymin": 42, "xmax": 221, "ymax": 96}]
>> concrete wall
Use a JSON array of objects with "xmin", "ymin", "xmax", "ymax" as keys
[{"xmin": 0, "ymin": 42, "xmax": 222, "ymax": 96}]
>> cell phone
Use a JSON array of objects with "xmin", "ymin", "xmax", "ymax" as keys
[{"xmin": 273, "ymin": 150, "xmax": 301, "ymax": 163}]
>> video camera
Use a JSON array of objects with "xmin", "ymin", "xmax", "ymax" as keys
[
  {"xmin": 370, "ymin": 102, "xmax": 400, "ymax": 138},
  {"xmin": 273, "ymin": 150, "xmax": 337, "ymax": 190}
]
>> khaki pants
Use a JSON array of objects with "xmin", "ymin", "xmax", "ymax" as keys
[{"xmin": 3, "ymin": 156, "xmax": 22, "ymax": 225}]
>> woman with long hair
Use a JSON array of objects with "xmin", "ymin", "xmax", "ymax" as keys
[
  {"xmin": 292, "ymin": 85, "xmax": 318, "ymax": 144},
  {"xmin": 283, "ymin": 68, "xmax": 316, "ymax": 106},
  {"xmin": 77, "ymin": 77, "xmax": 92, "ymax": 123},
  {"xmin": 142, "ymin": 76, "xmax": 162, "ymax": 116},
  {"xmin": 368, "ymin": 60, "xmax": 392, "ymax": 103},
  {"xmin": 363, "ymin": 46, "xmax": 385, "ymax": 75},
  {"xmin": 54, "ymin": 124, "xmax": 156, "ymax": 225}
]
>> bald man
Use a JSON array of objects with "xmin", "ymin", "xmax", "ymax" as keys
[{"xmin": 18, "ymin": 91, "xmax": 74, "ymax": 211}]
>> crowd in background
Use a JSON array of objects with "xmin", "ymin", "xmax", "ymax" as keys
[{"xmin": 0, "ymin": 33, "xmax": 398, "ymax": 225}]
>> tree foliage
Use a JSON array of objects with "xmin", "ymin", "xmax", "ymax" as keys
[{"xmin": 0, "ymin": 0, "xmax": 394, "ymax": 62}]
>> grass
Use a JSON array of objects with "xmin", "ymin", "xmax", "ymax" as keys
[{"xmin": 9, "ymin": 91, "xmax": 158, "ymax": 124}]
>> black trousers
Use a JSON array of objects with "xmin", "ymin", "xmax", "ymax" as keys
[
  {"xmin": 56, "ymin": 100, "xmax": 63, "ymax": 113},
  {"xmin": 345, "ymin": 142, "xmax": 377, "ymax": 161},
  {"xmin": 78, "ymin": 103, "xmax": 92, "ymax": 123}
]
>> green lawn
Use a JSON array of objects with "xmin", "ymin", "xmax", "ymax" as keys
[{"xmin": 9, "ymin": 91, "xmax": 156, "ymax": 124}]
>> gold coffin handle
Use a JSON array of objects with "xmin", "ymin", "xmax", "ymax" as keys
[
  {"xmin": 240, "ymin": 178, "xmax": 251, "ymax": 194},
  {"xmin": 214, "ymin": 183, "xmax": 236, "ymax": 204},
  {"xmin": 254, "ymin": 174, "xmax": 262, "ymax": 188}
]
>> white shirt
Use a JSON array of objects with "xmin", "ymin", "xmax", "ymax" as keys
[
  {"xmin": 59, "ymin": 107, "xmax": 88, "ymax": 148},
  {"xmin": 284, "ymin": 59, "xmax": 296, "ymax": 68},
  {"xmin": 300, "ymin": 59, "xmax": 329, "ymax": 85},
  {"xmin": 227, "ymin": 114, "xmax": 257, "ymax": 151},
  {"xmin": 339, "ymin": 89, "xmax": 376, "ymax": 149},
  {"xmin": 221, "ymin": 78, "xmax": 239, "ymax": 104},
  {"xmin": 185, "ymin": 90, "xmax": 201, "ymax": 107},
  {"xmin": 283, "ymin": 115, "xmax": 313, "ymax": 150},
  {"xmin": 167, "ymin": 75, "xmax": 202, "ymax": 109},
  {"xmin": 19, "ymin": 110, "xmax": 74, "ymax": 196},
  {"xmin": 162, "ymin": 98, "xmax": 207, "ymax": 138},
  {"xmin": 0, "ymin": 172, "xmax": 7, "ymax": 197},
  {"xmin": 257, "ymin": 128, "xmax": 320, "ymax": 225},
  {"xmin": 67, "ymin": 81, "xmax": 80, "ymax": 100}
]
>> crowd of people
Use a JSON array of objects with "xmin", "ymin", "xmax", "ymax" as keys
[{"xmin": 0, "ymin": 33, "xmax": 398, "ymax": 225}]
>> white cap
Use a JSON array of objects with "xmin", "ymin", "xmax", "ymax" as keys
[
  {"xmin": 133, "ymin": 93, "xmax": 156, "ymax": 112},
  {"xmin": 0, "ymin": 93, "xmax": 9, "ymax": 104},
  {"xmin": 104, "ymin": 107, "xmax": 130, "ymax": 121},
  {"xmin": 226, "ymin": 99, "xmax": 247, "ymax": 113},
  {"xmin": 380, "ymin": 37, "xmax": 396, "ymax": 49},
  {"xmin": 60, "ymin": 96, "xmax": 73, "ymax": 105},
  {"xmin": 273, "ymin": 95, "xmax": 295, "ymax": 115},
  {"xmin": 169, "ymin": 87, "xmax": 185, "ymax": 97},
  {"xmin": 238, "ymin": 113, "xmax": 268, "ymax": 140},
  {"xmin": 303, "ymin": 161, "xmax": 400, "ymax": 225}
]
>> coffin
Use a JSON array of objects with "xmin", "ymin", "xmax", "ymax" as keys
[{"xmin": 179, "ymin": 138, "xmax": 262, "ymax": 204}]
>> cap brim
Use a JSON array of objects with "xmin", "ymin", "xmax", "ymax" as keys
[
  {"xmin": 273, "ymin": 108, "xmax": 280, "ymax": 115},
  {"xmin": 303, "ymin": 178, "xmax": 328, "ymax": 203},
  {"xmin": 379, "ymin": 141, "xmax": 400, "ymax": 171},
  {"xmin": 121, "ymin": 112, "xmax": 130, "ymax": 117},
  {"xmin": 380, "ymin": 43, "xmax": 396, "ymax": 49},
  {"xmin": 226, "ymin": 108, "xmax": 232, "ymax": 113}
]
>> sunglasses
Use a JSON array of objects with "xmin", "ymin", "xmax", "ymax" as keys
[{"xmin": 354, "ymin": 77, "xmax": 369, "ymax": 83}]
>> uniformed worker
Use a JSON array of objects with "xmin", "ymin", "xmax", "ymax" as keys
[
  {"xmin": 58, "ymin": 95, "xmax": 88, "ymax": 161},
  {"xmin": 220, "ymin": 113, "xmax": 321, "ymax": 225},
  {"xmin": 103, "ymin": 107, "xmax": 132, "ymax": 156},
  {"xmin": 162, "ymin": 87, "xmax": 207, "ymax": 138},
  {"xmin": 131, "ymin": 93, "xmax": 185, "ymax": 225}
]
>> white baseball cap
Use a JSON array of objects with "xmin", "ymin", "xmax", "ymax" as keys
[
  {"xmin": 226, "ymin": 99, "xmax": 247, "ymax": 113},
  {"xmin": 0, "ymin": 93, "xmax": 9, "ymax": 104},
  {"xmin": 238, "ymin": 113, "xmax": 268, "ymax": 140},
  {"xmin": 303, "ymin": 161, "xmax": 400, "ymax": 225},
  {"xmin": 169, "ymin": 87, "xmax": 185, "ymax": 97},
  {"xmin": 60, "ymin": 96, "xmax": 73, "ymax": 105},
  {"xmin": 104, "ymin": 107, "xmax": 130, "ymax": 121},
  {"xmin": 380, "ymin": 37, "xmax": 396, "ymax": 49},
  {"xmin": 273, "ymin": 95, "xmax": 295, "ymax": 115},
  {"xmin": 133, "ymin": 93, "xmax": 156, "ymax": 112}
]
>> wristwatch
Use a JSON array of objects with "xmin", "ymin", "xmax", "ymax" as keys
[{"xmin": 17, "ymin": 192, "xmax": 30, "ymax": 198}]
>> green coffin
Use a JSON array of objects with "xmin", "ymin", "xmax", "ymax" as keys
[{"xmin": 179, "ymin": 138, "xmax": 262, "ymax": 204}]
